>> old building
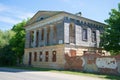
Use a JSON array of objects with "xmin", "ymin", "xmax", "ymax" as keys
[{"xmin": 23, "ymin": 11, "xmax": 106, "ymax": 69}]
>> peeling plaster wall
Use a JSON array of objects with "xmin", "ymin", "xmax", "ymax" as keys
[
  {"xmin": 64, "ymin": 53, "xmax": 120, "ymax": 75},
  {"xmin": 96, "ymin": 58, "xmax": 117, "ymax": 69}
]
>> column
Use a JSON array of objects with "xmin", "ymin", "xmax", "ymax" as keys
[
  {"xmin": 33, "ymin": 30, "xmax": 36, "ymax": 47},
  {"xmin": 44, "ymin": 27, "xmax": 47, "ymax": 46},
  {"xmin": 64, "ymin": 23, "xmax": 69, "ymax": 44},
  {"xmin": 38, "ymin": 29, "xmax": 41, "ymax": 47},
  {"xmin": 96, "ymin": 30, "xmax": 100, "ymax": 48},
  {"xmin": 25, "ymin": 30, "xmax": 30, "ymax": 48},
  {"xmin": 75, "ymin": 25, "xmax": 82, "ymax": 45},
  {"xmin": 50, "ymin": 25, "xmax": 54, "ymax": 45}
]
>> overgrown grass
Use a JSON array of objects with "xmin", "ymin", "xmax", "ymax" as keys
[{"xmin": 5, "ymin": 66, "xmax": 120, "ymax": 80}]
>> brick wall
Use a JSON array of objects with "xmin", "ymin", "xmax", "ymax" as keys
[{"xmin": 64, "ymin": 52, "xmax": 120, "ymax": 75}]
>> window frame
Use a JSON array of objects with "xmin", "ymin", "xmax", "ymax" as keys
[
  {"xmin": 45, "ymin": 51, "xmax": 49, "ymax": 62},
  {"xmin": 91, "ymin": 30, "xmax": 96, "ymax": 42},
  {"xmin": 39, "ymin": 52, "xmax": 43, "ymax": 61},
  {"xmin": 82, "ymin": 28, "xmax": 88, "ymax": 41},
  {"xmin": 34, "ymin": 52, "xmax": 37, "ymax": 62},
  {"xmin": 52, "ymin": 51, "xmax": 57, "ymax": 62}
]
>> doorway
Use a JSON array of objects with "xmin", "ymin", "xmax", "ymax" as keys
[{"xmin": 28, "ymin": 52, "xmax": 32, "ymax": 66}]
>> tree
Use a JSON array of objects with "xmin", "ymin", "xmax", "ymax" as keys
[
  {"xmin": 0, "ymin": 30, "xmax": 16, "ymax": 66},
  {"xmin": 101, "ymin": 3, "xmax": 120, "ymax": 55},
  {"xmin": 10, "ymin": 20, "xmax": 27, "ymax": 64}
]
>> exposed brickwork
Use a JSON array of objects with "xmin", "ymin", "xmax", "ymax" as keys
[
  {"xmin": 64, "ymin": 54, "xmax": 83, "ymax": 70},
  {"xmin": 64, "ymin": 52, "xmax": 120, "ymax": 75}
]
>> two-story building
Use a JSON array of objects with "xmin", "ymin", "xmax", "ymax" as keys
[{"xmin": 23, "ymin": 11, "xmax": 106, "ymax": 69}]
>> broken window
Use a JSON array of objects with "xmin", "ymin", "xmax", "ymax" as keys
[
  {"xmin": 52, "ymin": 51, "xmax": 56, "ymax": 62},
  {"xmin": 34, "ymin": 52, "xmax": 37, "ymax": 61},
  {"xmin": 39, "ymin": 52, "xmax": 42, "ymax": 61},
  {"xmin": 82, "ymin": 28, "xmax": 87, "ymax": 41},
  {"xmin": 92, "ymin": 31, "xmax": 96, "ymax": 42},
  {"xmin": 41, "ymin": 28, "xmax": 44, "ymax": 40},
  {"xmin": 69, "ymin": 23, "xmax": 75, "ymax": 43},
  {"xmin": 45, "ymin": 51, "xmax": 49, "ymax": 62}
]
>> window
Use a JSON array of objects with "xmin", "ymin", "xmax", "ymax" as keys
[
  {"xmin": 92, "ymin": 31, "xmax": 96, "ymax": 42},
  {"xmin": 82, "ymin": 28, "xmax": 87, "ymax": 41},
  {"xmin": 45, "ymin": 51, "xmax": 49, "ymax": 62},
  {"xmin": 36, "ymin": 30, "xmax": 39, "ymax": 47},
  {"xmin": 47, "ymin": 27, "xmax": 50, "ymax": 45},
  {"xmin": 39, "ymin": 52, "xmax": 42, "ymax": 61},
  {"xmin": 69, "ymin": 23, "xmax": 75, "ymax": 43},
  {"xmin": 36, "ymin": 17, "xmax": 44, "ymax": 22},
  {"xmin": 30, "ymin": 31, "xmax": 34, "ymax": 43},
  {"xmin": 34, "ymin": 52, "xmax": 37, "ymax": 61},
  {"xmin": 53, "ymin": 26, "xmax": 57, "ymax": 39},
  {"xmin": 52, "ymin": 51, "xmax": 56, "ymax": 62},
  {"xmin": 41, "ymin": 28, "xmax": 44, "ymax": 40}
]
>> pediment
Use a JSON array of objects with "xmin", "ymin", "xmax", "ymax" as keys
[{"xmin": 26, "ymin": 11, "xmax": 62, "ymax": 26}]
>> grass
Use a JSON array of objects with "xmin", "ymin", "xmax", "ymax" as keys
[{"xmin": 5, "ymin": 66, "xmax": 120, "ymax": 80}]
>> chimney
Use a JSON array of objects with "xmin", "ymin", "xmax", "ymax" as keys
[{"xmin": 76, "ymin": 12, "xmax": 82, "ymax": 16}]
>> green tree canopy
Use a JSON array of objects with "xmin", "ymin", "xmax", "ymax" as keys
[
  {"xmin": 101, "ymin": 3, "xmax": 120, "ymax": 55},
  {"xmin": 10, "ymin": 20, "xmax": 27, "ymax": 64},
  {"xmin": 0, "ymin": 30, "xmax": 15, "ymax": 48},
  {"xmin": 0, "ymin": 30, "xmax": 16, "ymax": 65}
]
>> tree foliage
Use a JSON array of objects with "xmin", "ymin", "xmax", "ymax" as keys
[
  {"xmin": 0, "ymin": 30, "xmax": 15, "ymax": 48},
  {"xmin": 101, "ymin": 3, "xmax": 120, "ymax": 55},
  {"xmin": 0, "ymin": 20, "xmax": 28, "ymax": 66},
  {"xmin": 10, "ymin": 20, "xmax": 27, "ymax": 64},
  {"xmin": 0, "ymin": 30, "xmax": 16, "ymax": 66}
]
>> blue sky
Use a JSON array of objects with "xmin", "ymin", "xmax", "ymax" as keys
[{"xmin": 0, "ymin": 0, "xmax": 119, "ymax": 31}]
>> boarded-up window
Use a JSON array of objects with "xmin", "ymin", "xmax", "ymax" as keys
[
  {"xmin": 41, "ymin": 28, "xmax": 44, "ymax": 40},
  {"xmin": 45, "ymin": 51, "xmax": 49, "ymax": 62},
  {"xmin": 39, "ymin": 52, "xmax": 42, "ymax": 61},
  {"xmin": 70, "ymin": 50, "xmax": 76, "ymax": 57},
  {"xmin": 82, "ymin": 28, "xmax": 87, "ymax": 41},
  {"xmin": 92, "ymin": 31, "xmax": 96, "ymax": 42},
  {"xmin": 52, "ymin": 51, "xmax": 56, "ymax": 62},
  {"xmin": 34, "ymin": 52, "xmax": 37, "ymax": 61},
  {"xmin": 69, "ymin": 23, "xmax": 75, "ymax": 43}
]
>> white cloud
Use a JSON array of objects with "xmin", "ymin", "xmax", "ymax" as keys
[
  {"xmin": 0, "ymin": 3, "xmax": 34, "ymax": 28},
  {"xmin": 17, "ymin": 12, "xmax": 34, "ymax": 20},
  {"xmin": 0, "ymin": 16, "xmax": 21, "ymax": 24},
  {"xmin": 0, "ymin": 3, "xmax": 35, "ymax": 31}
]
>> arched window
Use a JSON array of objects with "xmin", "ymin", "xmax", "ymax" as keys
[
  {"xmin": 52, "ymin": 51, "xmax": 56, "ymax": 62},
  {"xmin": 69, "ymin": 23, "xmax": 75, "ymax": 43}
]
